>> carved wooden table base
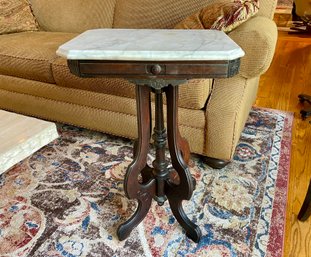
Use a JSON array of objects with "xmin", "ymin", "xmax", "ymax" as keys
[
  {"xmin": 66, "ymin": 56, "xmax": 242, "ymax": 244},
  {"xmin": 117, "ymin": 80, "xmax": 202, "ymax": 243}
]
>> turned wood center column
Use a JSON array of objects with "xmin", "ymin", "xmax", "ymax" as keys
[{"xmin": 152, "ymin": 89, "xmax": 169, "ymax": 206}]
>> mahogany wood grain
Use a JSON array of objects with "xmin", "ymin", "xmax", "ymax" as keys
[
  {"xmin": 165, "ymin": 84, "xmax": 201, "ymax": 242},
  {"xmin": 117, "ymin": 85, "xmax": 156, "ymax": 240},
  {"xmin": 68, "ymin": 59, "xmax": 240, "ymax": 79}
]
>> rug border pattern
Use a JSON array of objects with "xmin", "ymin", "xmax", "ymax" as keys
[{"xmin": 255, "ymin": 108, "xmax": 293, "ymax": 257}]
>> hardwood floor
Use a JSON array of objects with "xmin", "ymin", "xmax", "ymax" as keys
[{"xmin": 256, "ymin": 31, "xmax": 311, "ymax": 257}]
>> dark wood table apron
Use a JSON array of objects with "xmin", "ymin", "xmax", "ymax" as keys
[{"xmin": 68, "ymin": 58, "xmax": 240, "ymax": 243}]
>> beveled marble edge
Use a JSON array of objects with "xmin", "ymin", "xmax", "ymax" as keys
[
  {"xmin": 0, "ymin": 114, "xmax": 59, "ymax": 175},
  {"xmin": 57, "ymin": 49, "xmax": 244, "ymax": 61},
  {"xmin": 57, "ymin": 29, "xmax": 245, "ymax": 61},
  {"xmin": 0, "ymin": 124, "xmax": 58, "ymax": 175}
]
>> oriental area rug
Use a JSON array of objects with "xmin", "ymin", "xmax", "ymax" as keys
[{"xmin": 0, "ymin": 107, "xmax": 293, "ymax": 257}]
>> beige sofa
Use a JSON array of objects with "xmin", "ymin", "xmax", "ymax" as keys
[{"xmin": 0, "ymin": 0, "xmax": 278, "ymax": 167}]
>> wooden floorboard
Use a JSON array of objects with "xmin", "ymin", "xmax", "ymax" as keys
[{"xmin": 256, "ymin": 31, "xmax": 311, "ymax": 257}]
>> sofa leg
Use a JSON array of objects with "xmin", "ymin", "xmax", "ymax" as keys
[{"xmin": 202, "ymin": 156, "xmax": 230, "ymax": 169}]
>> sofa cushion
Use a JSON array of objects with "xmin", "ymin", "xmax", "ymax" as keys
[
  {"xmin": 174, "ymin": 0, "xmax": 259, "ymax": 32},
  {"xmin": 0, "ymin": 31, "xmax": 75, "ymax": 83},
  {"xmin": 113, "ymin": 0, "xmax": 275, "ymax": 29},
  {"xmin": 0, "ymin": 0, "xmax": 39, "ymax": 35},
  {"xmin": 29, "ymin": 0, "xmax": 116, "ymax": 33},
  {"xmin": 113, "ymin": 0, "xmax": 214, "ymax": 29},
  {"xmin": 52, "ymin": 57, "xmax": 212, "ymax": 110}
]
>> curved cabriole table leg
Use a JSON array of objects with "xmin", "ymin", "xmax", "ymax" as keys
[
  {"xmin": 165, "ymin": 84, "xmax": 202, "ymax": 242},
  {"xmin": 132, "ymin": 97, "xmax": 154, "ymax": 184},
  {"xmin": 117, "ymin": 85, "xmax": 156, "ymax": 240},
  {"xmin": 118, "ymin": 83, "xmax": 201, "ymax": 243}
]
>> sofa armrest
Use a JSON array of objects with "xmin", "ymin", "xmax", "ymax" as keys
[{"xmin": 228, "ymin": 16, "xmax": 277, "ymax": 79}]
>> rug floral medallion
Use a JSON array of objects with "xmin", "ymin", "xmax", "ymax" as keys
[{"xmin": 0, "ymin": 107, "xmax": 293, "ymax": 257}]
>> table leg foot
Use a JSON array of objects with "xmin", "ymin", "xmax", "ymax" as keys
[
  {"xmin": 168, "ymin": 196, "xmax": 202, "ymax": 243},
  {"xmin": 117, "ymin": 196, "xmax": 153, "ymax": 240}
]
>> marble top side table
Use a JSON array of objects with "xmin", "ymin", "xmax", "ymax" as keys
[{"xmin": 57, "ymin": 29, "xmax": 244, "ymax": 243}]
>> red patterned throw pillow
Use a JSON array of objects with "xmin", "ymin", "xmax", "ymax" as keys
[
  {"xmin": 0, "ymin": 0, "xmax": 39, "ymax": 35},
  {"xmin": 175, "ymin": 0, "xmax": 259, "ymax": 33}
]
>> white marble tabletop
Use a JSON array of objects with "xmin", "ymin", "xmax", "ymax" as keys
[
  {"xmin": 57, "ymin": 29, "xmax": 244, "ymax": 61},
  {"xmin": 0, "ymin": 110, "xmax": 59, "ymax": 175}
]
